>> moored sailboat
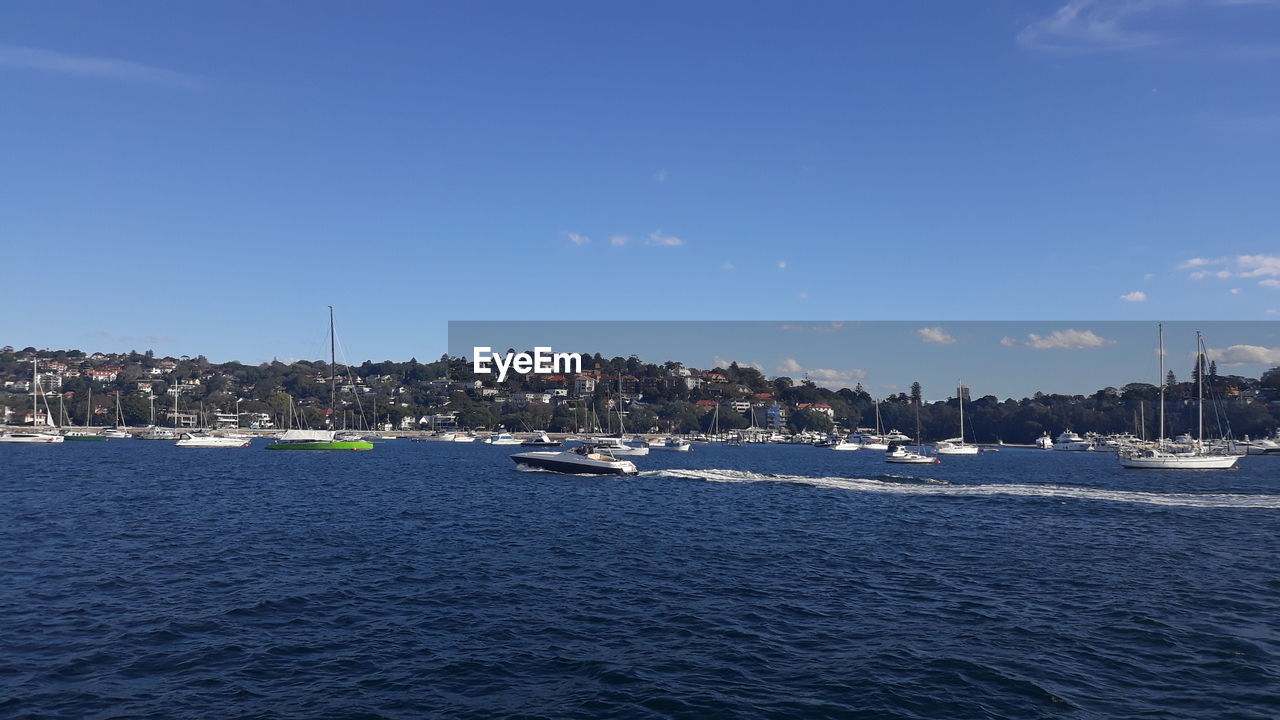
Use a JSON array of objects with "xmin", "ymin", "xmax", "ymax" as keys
[{"xmin": 266, "ymin": 307, "xmax": 374, "ymax": 451}]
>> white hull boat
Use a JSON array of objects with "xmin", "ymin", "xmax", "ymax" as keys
[
  {"xmin": 176, "ymin": 433, "xmax": 251, "ymax": 448},
  {"xmin": 885, "ymin": 442, "xmax": 937, "ymax": 464},
  {"xmin": 510, "ymin": 446, "xmax": 639, "ymax": 475},
  {"xmin": 0, "ymin": 431, "xmax": 65, "ymax": 444}
]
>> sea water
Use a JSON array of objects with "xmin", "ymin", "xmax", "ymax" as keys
[{"xmin": 2, "ymin": 441, "xmax": 1277, "ymax": 718}]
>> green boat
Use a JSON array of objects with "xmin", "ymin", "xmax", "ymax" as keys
[
  {"xmin": 266, "ymin": 429, "xmax": 373, "ymax": 451},
  {"xmin": 265, "ymin": 306, "xmax": 374, "ymax": 452}
]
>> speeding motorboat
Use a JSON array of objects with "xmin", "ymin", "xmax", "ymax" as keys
[{"xmin": 510, "ymin": 444, "xmax": 639, "ymax": 475}]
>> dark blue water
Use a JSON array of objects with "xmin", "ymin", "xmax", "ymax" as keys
[{"xmin": 2, "ymin": 441, "xmax": 1277, "ymax": 719}]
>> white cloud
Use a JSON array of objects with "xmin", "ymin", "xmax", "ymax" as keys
[
  {"xmin": 0, "ymin": 43, "xmax": 198, "ymax": 88},
  {"xmin": 646, "ymin": 230, "xmax": 684, "ymax": 247},
  {"xmin": 721, "ymin": 261, "xmax": 735, "ymax": 271},
  {"xmin": 567, "ymin": 232, "xmax": 590, "ymax": 246},
  {"xmin": 774, "ymin": 358, "xmax": 865, "ymax": 389},
  {"xmin": 1207, "ymin": 344, "xmax": 1280, "ymax": 366},
  {"xmin": 1237, "ymin": 254, "xmax": 1280, "ymax": 277},
  {"xmin": 776, "ymin": 358, "xmax": 804, "ymax": 373},
  {"xmin": 777, "ymin": 260, "xmax": 788, "ymax": 270},
  {"xmin": 1000, "ymin": 337, "xmax": 1019, "ymax": 347},
  {"xmin": 917, "ymin": 327, "xmax": 957, "ymax": 344},
  {"xmin": 1017, "ymin": 0, "xmax": 1169, "ymax": 53},
  {"xmin": 609, "ymin": 234, "xmax": 629, "ymax": 247},
  {"xmin": 712, "ymin": 356, "xmax": 765, "ymax": 372},
  {"xmin": 1120, "ymin": 290, "xmax": 1147, "ymax": 302},
  {"xmin": 654, "ymin": 169, "xmax": 668, "ymax": 182},
  {"xmin": 1023, "ymin": 329, "xmax": 1113, "ymax": 350},
  {"xmin": 1180, "ymin": 254, "xmax": 1280, "ymax": 286}
]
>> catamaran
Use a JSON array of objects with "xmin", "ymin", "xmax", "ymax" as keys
[
  {"xmin": 267, "ymin": 307, "xmax": 374, "ymax": 451},
  {"xmin": 1118, "ymin": 326, "xmax": 1242, "ymax": 470}
]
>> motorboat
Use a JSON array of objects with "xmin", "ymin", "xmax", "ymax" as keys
[
  {"xmin": 484, "ymin": 432, "xmax": 522, "ymax": 445},
  {"xmin": 102, "ymin": 428, "xmax": 132, "ymax": 439},
  {"xmin": 591, "ymin": 436, "xmax": 650, "ymax": 456},
  {"xmin": 652, "ymin": 437, "xmax": 692, "ymax": 451},
  {"xmin": 1236, "ymin": 435, "xmax": 1280, "ymax": 456},
  {"xmin": 510, "ymin": 444, "xmax": 639, "ymax": 475},
  {"xmin": 176, "ymin": 432, "xmax": 251, "ymax": 448},
  {"xmin": 137, "ymin": 426, "xmax": 177, "ymax": 440},
  {"xmin": 885, "ymin": 441, "xmax": 937, "ymax": 464},
  {"xmin": 520, "ymin": 432, "xmax": 562, "ymax": 447},
  {"xmin": 828, "ymin": 437, "xmax": 861, "ymax": 451},
  {"xmin": 1035, "ymin": 433, "xmax": 1053, "ymax": 449}
]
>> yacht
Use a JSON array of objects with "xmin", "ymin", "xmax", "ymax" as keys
[
  {"xmin": 591, "ymin": 436, "xmax": 650, "ymax": 456},
  {"xmin": 885, "ymin": 441, "xmax": 936, "ymax": 464},
  {"xmin": 510, "ymin": 444, "xmax": 639, "ymax": 475},
  {"xmin": 484, "ymin": 432, "xmax": 522, "ymax": 445},
  {"xmin": 828, "ymin": 436, "xmax": 861, "ymax": 451},
  {"xmin": 0, "ymin": 430, "xmax": 65, "ymax": 444},
  {"xmin": 1052, "ymin": 431, "xmax": 1093, "ymax": 451},
  {"xmin": 1035, "ymin": 433, "xmax": 1054, "ymax": 449},
  {"xmin": 653, "ymin": 437, "xmax": 692, "ymax": 451},
  {"xmin": 176, "ymin": 432, "xmax": 252, "ymax": 448},
  {"xmin": 1118, "ymin": 327, "xmax": 1242, "ymax": 470},
  {"xmin": 137, "ymin": 426, "xmax": 177, "ymax": 440},
  {"xmin": 520, "ymin": 432, "xmax": 562, "ymax": 447},
  {"xmin": 934, "ymin": 383, "xmax": 980, "ymax": 455},
  {"xmin": 1236, "ymin": 435, "xmax": 1280, "ymax": 456}
]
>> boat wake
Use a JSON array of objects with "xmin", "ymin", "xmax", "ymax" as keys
[{"xmin": 645, "ymin": 469, "xmax": 1280, "ymax": 509}]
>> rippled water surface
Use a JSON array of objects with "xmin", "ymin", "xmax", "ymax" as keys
[{"xmin": 2, "ymin": 441, "xmax": 1278, "ymax": 719}]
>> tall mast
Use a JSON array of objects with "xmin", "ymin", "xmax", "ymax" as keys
[
  {"xmin": 1158, "ymin": 323, "xmax": 1165, "ymax": 445},
  {"xmin": 958, "ymin": 381, "xmax": 964, "ymax": 443},
  {"xmin": 32, "ymin": 358, "xmax": 38, "ymax": 425},
  {"xmin": 1196, "ymin": 330, "xmax": 1204, "ymax": 447},
  {"xmin": 86, "ymin": 387, "xmax": 92, "ymax": 427},
  {"xmin": 329, "ymin": 305, "xmax": 337, "ymax": 429}
]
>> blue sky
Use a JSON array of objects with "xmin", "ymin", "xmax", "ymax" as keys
[
  {"xmin": 2, "ymin": 1, "xmax": 1279, "ymax": 379},
  {"xmin": 449, "ymin": 321, "xmax": 1280, "ymax": 399}
]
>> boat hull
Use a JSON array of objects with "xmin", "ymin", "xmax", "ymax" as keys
[
  {"xmin": 510, "ymin": 451, "xmax": 638, "ymax": 475},
  {"xmin": 266, "ymin": 441, "xmax": 374, "ymax": 451},
  {"xmin": 0, "ymin": 433, "xmax": 65, "ymax": 444},
  {"xmin": 1119, "ymin": 453, "xmax": 1240, "ymax": 469},
  {"xmin": 64, "ymin": 434, "xmax": 106, "ymax": 442}
]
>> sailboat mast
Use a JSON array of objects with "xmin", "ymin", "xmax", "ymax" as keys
[
  {"xmin": 1196, "ymin": 330, "xmax": 1204, "ymax": 447},
  {"xmin": 958, "ymin": 381, "xmax": 964, "ymax": 443},
  {"xmin": 1158, "ymin": 323, "xmax": 1165, "ymax": 444},
  {"xmin": 329, "ymin": 306, "xmax": 337, "ymax": 429},
  {"xmin": 32, "ymin": 358, "xmax": 38, "ymax": 425},
  {"xmin": 86, "ymin": 387, "xmax": 92, "ymax": 427}
]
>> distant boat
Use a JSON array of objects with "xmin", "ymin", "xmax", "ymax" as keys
[
  {"xmin": 520, "ymin": 432, "xmax": 562, "ymax": 447},
  {"xmin": 1052, "ymin": 431, "xmax": 1093, "ymax": 451},
  {"xmin": 935, "ymin": 382, "xmax": 980, "ymax": 455},
  {"xmin": 1035, "ymin": 433, "xmax": 1054, "ymax": 450},
  {"xmin": 176, "ymin": 432, "xmax": 251, "ymax": 448},
  {"xmin": 267, "ymin": 307, "xmax": 373, "ymax": 451},
  {"xmin": 590, "ymin": 436, "xmax": 650, "ymax": 456},
  {"xmin": 0, "ymin": 359, "xmax": 64, "ymax": 444},
  {"xmin": 885, "ymin": 398, "xmax": 936, "ymax": 464},
  {"xmin": 484, "ymin": 432, "xmax": 522, "ymax": 445},
  {"xmin": 652, "ymin": 437, "xmax": 692, "ymax": 451},
  {"xmin": 137, "ymin": 426, "xmax": 177, "ymax": 440},
  {"xmin": 1118, "ymin": 326, "xmax": 1241, "ymax": 470}
]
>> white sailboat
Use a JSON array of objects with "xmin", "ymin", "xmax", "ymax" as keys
[
  {"xmin": 1118, "ymin": 326, "xmax": 1241, "ymax": 470},
  {"xmin": 935, "ymin": 382, "xmax": 980, "ymax": 455},
  {"xmin": 885, "ymin": 397, "xmax": 936, "ymax": 464},
  {"xmin": 0, "ymin": 359, "xmax": 64, "ymax": 444}
]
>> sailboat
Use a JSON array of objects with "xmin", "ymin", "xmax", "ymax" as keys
[
  {"xmin": 1118, "ymin": 326, "xmax": 1241, "ymax": 469},
  {"xmin": 64, "ymin": 386, "xmax": 107, "ymax": 441},
  {"xmin": 935, "ymin": 382, "xmax": 980, "ymax": 455},
  {"xmin": 0, "ymin": 359, "xmax": 65, "ymax": 443},
  {"xmin": 886, "ymin": 396, "xmax": 936, "ymax": 464},
  {"xmin": 267, "ymin": 307, "xmax": 374, "ymax": 451}
]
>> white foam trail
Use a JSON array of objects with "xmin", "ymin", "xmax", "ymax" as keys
[{"xmin": 646, "ymin": 469, "xmax": 1280, "ymax": 509}]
